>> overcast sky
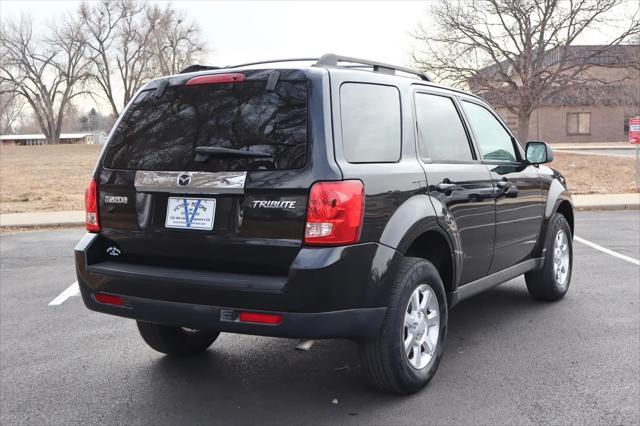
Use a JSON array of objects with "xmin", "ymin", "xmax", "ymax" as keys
[
  {"xmin": 0, "ymin": 0, "xmax": 431, "ymax": 66},
  {"xmin": 0, "ymin": 0, "xmax": 635, "ymax": 115}
]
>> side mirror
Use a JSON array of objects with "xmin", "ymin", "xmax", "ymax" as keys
[{"xmin": 526, "ymin": 141, "xmax": 553, "ymax": 164}]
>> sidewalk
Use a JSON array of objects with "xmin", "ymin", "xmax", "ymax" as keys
[
  {"xmin": 550, "ymin": 142, "xmax": 632, "ymax": 150},
  {"xmin": 0, "ymin": 210, "xmax": 84, "ymax": 228},
  {"xmin": 573, "ymin": 193, "xmax": 639, "ymax": 210},
  {"xmin": 1, "ymin": 193, "xmax": 638, "ymax": 228}
]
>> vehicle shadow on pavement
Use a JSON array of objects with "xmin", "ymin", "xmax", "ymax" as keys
[{"xmin": 133, "ymin": 279, "xmax": 549, "ymax": 424}]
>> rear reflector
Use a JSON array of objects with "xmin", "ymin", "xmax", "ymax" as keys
[
  {"xmin": 85, "ymin": 179, "xmax": 100, "ymax": 233},
  {"xmin": 304, "ymin": 180, "xmax": 364, "ymax": 245},
  {"xmin": 94, "ymin": 293, "xmax": 124, "ymax": 307},
  {"xmin": 186, "ymin": 73, "xmax": 245, "ymax": 86},
  {"xmin": 239, "ymin": 311, "xmax": 283, "ymax": 325}
]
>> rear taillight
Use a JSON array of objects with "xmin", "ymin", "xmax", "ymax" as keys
[
  {"xmin": 186, "ymin": 73, "xmax": 245, "ymax": 86},
  {"xmin": 238, "ymin": 312, "xmax": 283, "ymax": 325},
  {"xmin": 85, "ymin": 179, "xmax": 100, "ymax": 233},
  {"xmin": 304, "ymin": 180, "xmax": 364, "ymax": 246}
]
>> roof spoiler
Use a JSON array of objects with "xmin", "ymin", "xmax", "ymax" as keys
[{"xmin": 179, "ymin": 65, "xmax": 222, "ymax": 74}]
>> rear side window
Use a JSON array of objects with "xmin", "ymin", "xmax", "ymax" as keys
[
  {"xmin": 340, "ymin": 83, "xmax": 401, "ymax": 163},
  {"xmin": 462, "ymin": 101, "xmax": 517, "ymax": 162},
  {"xmin": 415, "ymin": 93, "xmax": 473, "ymax": 162},
  {"xmin": 103, "ymin": 80, "xmax": 307, "ymax": 172}
]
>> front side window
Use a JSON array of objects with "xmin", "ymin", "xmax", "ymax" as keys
[
  {"xmin": 415, "ymin": 93, "xmax": 473, "ymax": 162},
  {"xmin": 566, "ymin": 112, "xmax": 591, "ymax": 135},
  {"xmin": 340, "ymin": 83, "xmax": 401, "ymax": 163},
  {"xmin": 462, "ymin": 101, "xmax": 517, "ymax": 162}
]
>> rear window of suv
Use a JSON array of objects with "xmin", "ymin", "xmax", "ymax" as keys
[{"xmin": 103, "ymin": 80, "xmax": 308, "ymax": 172}]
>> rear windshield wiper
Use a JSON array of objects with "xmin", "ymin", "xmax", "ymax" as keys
[{"xmin": 194, "ymin": 146, "xmax": 272, "ymax": 162}]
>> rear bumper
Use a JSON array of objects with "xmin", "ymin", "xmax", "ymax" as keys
[
  {"xmin": 81, "ymin": 288, "xmax": 386, "ymax": 338},
  {"xmin": 75, "ymin": 233, "xmax": 401, "ymax": 338}
]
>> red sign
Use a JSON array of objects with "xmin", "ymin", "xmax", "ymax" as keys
[{"xmin": 630, "ymin": 117, "xmax": 640, "ymax": 145}]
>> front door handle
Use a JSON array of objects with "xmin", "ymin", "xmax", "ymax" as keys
[
  {"xmin": 497, "ymin": 179, "xmax": 519, "ymax": 197},
  {"xmin": 496, "ymin": 180, "xmax": 512, "ymax": 190}
]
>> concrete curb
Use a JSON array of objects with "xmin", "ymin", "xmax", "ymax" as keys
[
  {"xmin": 572, "ymin": 194, "xmax": 640, "ymax": 212},
  {"xmin": 0, "ymin": 211, "xmax": 84, "ymax": 229},
  {"xmin": 0, "ymin": 221, "xmax": 85, "ymax": 229},
  {"xmin": 550, "ymin": 143, "xmax": 631, "ymax": 150},
  {"xmin": 575, "ymin": 203, "xmax": 640, "ymax": 211}
]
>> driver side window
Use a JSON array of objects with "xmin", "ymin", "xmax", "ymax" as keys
[{"xmin": 462, "ymin": 101, "xmax": 517, "ymax": 162}]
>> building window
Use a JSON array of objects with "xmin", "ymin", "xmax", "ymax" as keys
[{"xmin": 566, "ymin": 112, "xmax": 591, "ymax": 135}]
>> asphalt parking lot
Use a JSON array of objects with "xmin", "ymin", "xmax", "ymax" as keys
[{"xmin": 1, "ymin": 210, "xmax": 638, "ymax": 425}]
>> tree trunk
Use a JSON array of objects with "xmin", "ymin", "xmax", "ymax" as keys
[
  {"xmin": 109, "ymin": 100, "xmax": 120, "ymax": 119},
  {"xmin": 516, "ymin": 112, "xmax": 531, "ymax": 146}
]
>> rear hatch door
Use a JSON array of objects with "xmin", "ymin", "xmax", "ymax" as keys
[{"xmin": 96, "ymin": 70, "xmax": 321, "ymax": 276}]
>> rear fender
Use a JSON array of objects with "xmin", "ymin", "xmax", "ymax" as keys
[{"xmin": 379, "ymin": 194, "xmax": 459, "ymax": 287}]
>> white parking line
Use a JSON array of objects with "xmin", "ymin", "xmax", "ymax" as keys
[
  {"xmin": 575, "ymin": 236, "xmax": 640, "ymax": 266},
  {"xmin": 48, "ymin": 281, "xmax": 80, "ymax": 306}
]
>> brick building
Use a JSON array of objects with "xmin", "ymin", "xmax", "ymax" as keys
[{"xmin": 472, "ymin": 45, "xmax": 639, "ymax": 144}]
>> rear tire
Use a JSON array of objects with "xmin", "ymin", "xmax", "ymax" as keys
[
  {"xmin": 137, "ymin": 321, "xmax": 219, "ymax": 356},
  {"xmin": 360, "ymin": 257, "xmax": 447, "ymax": 394},
  {"xmin": 525, "ymin": 213, "xmax": 573, "ymax": 301}
]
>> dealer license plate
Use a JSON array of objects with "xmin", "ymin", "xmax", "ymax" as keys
[{"xmin": 165, "ymin": 197, "xmax": 216, "ymax": 230}]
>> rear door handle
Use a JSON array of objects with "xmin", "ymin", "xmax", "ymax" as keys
[{"xmin": 435, "ymin": 180, "xmax": 457, "ymax": 193}]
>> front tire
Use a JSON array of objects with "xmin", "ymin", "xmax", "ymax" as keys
[
  {"xmin": 525, "ymin": 213, "xmax": 573, "ymax": 301},
  {"xmin": 137, "ymin": 321, "xmax": 220, "ymax": 356},
  {"xmin": 360, "ymin": 257, "xmax": 448, "ymax": 394}
]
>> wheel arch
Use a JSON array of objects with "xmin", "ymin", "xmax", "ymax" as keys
[
  {"xmin": 402, "ymin": 230, "xmax": 456, "ymax": 304},
  {"xmin": 534, "ymin": 179, "xmax": 574, "ymax": 258},
  {"xmin": 378, "ymin": 194, "xmax": 459, "ymax": 306},
  {"xmin": 555, "ymin": 199, "xmax": 574, "ymax": 236}
]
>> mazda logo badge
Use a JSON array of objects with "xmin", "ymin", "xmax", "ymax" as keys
[{"xmin": 177, "ymin": 172, "xmax": 192, "ymax": 187}]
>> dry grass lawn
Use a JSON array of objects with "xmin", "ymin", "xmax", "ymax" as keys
[
  {"xmin": 0, "ymin": 144, "xmax": 637, "ymax": 214},
  {"xmin": 549, "ymin": 152, "xmax": 639, "ymax": 195},
  {"xmin": 0, "ymin": 144, "xmax": 102, "ymax": 214}
]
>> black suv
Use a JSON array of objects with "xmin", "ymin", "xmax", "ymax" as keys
[{"xmin": 75, "ymin": 54, "xmax": 574, "ymax": 394}]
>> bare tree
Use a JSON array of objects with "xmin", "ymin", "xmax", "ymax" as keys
[
  {"xmin": 0, "ymin": 15, "xmax": 90, "ymax": 144},
  {"xmin": 412, "ymin": 0, "xmax": 640, "ymax": 143},
  {"xmin": 80, "ymin": 1, "xmax": 208, "ymax": 117},
  {"xmin": 0, "ymin": 91, "xmax": 25, "ymax": 133},
  {"xmin": 80, "ymin": 0, "xmax": 157, "ymax": 117},
  {"xmin": 79, "ymin": 0, "xmax": 124, "ymax": 118},
  {"xmin": 150, "ymin": 4, "xmax": 208, "ymax": 75}
]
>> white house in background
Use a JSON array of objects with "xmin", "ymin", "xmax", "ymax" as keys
[{"xmin": 0, "ymin": 132, "xmax": 107, "ymax": 146}]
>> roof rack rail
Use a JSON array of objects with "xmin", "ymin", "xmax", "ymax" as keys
[
  {"xmin": 315, "ymin": 53, "xmax": 431, "ymax": 81},
  {"xmin": 181, "ymin": 54, "xmax": 431, "ymax": 81},
  {"xmin": 225, "ymin": 58, "xmax": 320, "ymax": 69}
]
